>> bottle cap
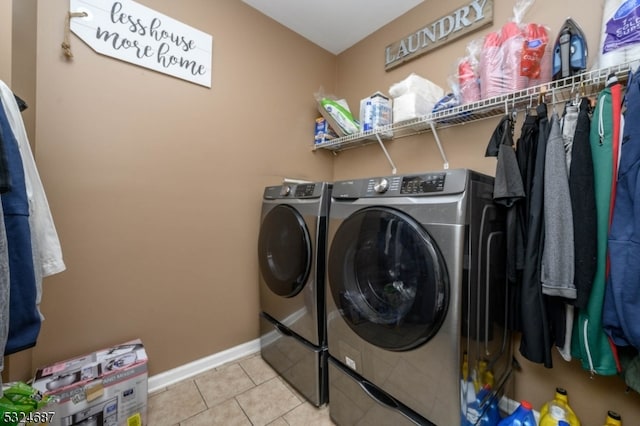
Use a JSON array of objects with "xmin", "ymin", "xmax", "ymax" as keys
[
  {"xmin": 608, "ymin": 410, "xmax": 622, "ymax": 421},
  {"xmin": 520, "ymin": 400, "xmax": 532, "ymax": 410}
]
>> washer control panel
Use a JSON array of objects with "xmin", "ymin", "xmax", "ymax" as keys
[
  {"xmin": 332, "ymin": 169, "xmax": 466, "ymax": 199},
  {"xmin": 400, "ymin": 173, "xmax": 446, "ymax": 194}
]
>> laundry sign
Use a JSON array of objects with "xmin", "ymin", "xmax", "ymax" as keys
[
  {"xmin": 385, "ymin": 0, "xmax": 493, "ymax": 71},
  {"xmin": 69, "ymin": 0, "xmax": 213, "ymax": 87}
]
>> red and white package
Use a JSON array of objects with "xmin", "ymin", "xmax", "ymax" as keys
[
  {"xmin": 524, "ymin": 23, "xmax": 552, "ymax": 86},
  {"xmin": 479, "ymin": 31, "xmax": 503, "ymax": 99},
  {"xmin": 458, "ymin": 59, "xmax": 481, "ymax": 104},
  {"xmin": 501, "ymin": 21, "xmax": 528, "ymax": 92}
]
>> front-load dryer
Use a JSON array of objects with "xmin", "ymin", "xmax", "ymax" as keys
[
  {"xmin": 258, "ymin": 181, "xmax": 331, "ymax": 406},
  {"xmin": 326, "ymin": 169, "xmax": 512, "ymax": 425}
]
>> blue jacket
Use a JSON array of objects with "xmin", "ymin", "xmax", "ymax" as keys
[{"xmin": 604, "ymin": 68, "xmax": 640, "ymax": 350}]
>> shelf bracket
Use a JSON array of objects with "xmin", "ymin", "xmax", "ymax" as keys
[
  {"xmin": 429, "ymin": 121, "xmax": 449, "ymax": 169},
  {"xmin": 375, "ymin": 133, "xmax": 397, "ymax": 175}
]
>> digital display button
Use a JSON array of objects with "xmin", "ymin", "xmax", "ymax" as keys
[{"xmin": 295, "ymin": 184, "xmax": 316, "ymax": 197}]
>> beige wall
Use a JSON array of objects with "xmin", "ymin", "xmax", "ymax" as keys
[
  {"xmin": 0, "ymin": 0, "xmax": 12, "ymax": 83},
  {"xmin": 5, "ymin": 0, "xmax": 335, "ymax": 379},
  {"xmin": 333, "ymin": 0, "xmax": 640, "ymax": 423},
  {"xmin": 3, "ymin": 0, "xmax": 640, "ymax": 423}
]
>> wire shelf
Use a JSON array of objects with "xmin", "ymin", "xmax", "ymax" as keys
[{"xmin": 313, "ymin": 61, "xmax": 635, "ymax": 153}]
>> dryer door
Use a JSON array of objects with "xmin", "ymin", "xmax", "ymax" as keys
[
  {"xmin": 258, "ymin": 205, "xmax": 312, "ymax": 297},
  {"xmin": 328, "ymin": 207, "xmax": 449, "ymax": 351}
]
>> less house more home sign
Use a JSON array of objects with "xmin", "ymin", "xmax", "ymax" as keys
[{"xmin": 68, "ymin": 0, "xmax": 213, "ymax": 87}]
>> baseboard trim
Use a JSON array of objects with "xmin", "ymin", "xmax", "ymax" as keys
[{"xmin": 147, "ymin": 339, "xmax": 260, "ymax": 393}]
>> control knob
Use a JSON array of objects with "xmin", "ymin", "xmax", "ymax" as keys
[
  {"xmin": 280, "ymin": 185, "xmax": 291, "ymax": 196},
  {"xmin": 373, "ymin": 178, "xmax": 389, "ymax": 193}
]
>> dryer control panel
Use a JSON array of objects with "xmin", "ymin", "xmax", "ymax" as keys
[
  {"xmin": 264, "ymin": 182, "xmax": 329, "ymax": 199},
  {"xmin": 294, "ymin": 183, "xmax": 317, "ymax": 197}
]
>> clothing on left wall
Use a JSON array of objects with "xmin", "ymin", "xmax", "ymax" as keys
[
  {"xmin": 0, "ymin": 80, "xmax": 66, "ymax": 394},
  {"xmin": 0, "ymin": 96, "xmax": 39, "ymax": 356}
]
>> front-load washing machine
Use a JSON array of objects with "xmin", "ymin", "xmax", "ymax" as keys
[
  {"xmin": 326, "ymin": 169, "xmax": 512, "ymax": 425},
  {"xmin": 258, "ymin": 181, "xmax": 331, "ymax": 406}
]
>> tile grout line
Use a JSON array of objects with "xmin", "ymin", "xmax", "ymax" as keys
[{"xmin": 177, "ymin": 378, "xmax": 211, "ymax": 425}]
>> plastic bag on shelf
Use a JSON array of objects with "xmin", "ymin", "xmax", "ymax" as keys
[
  {"xmin": 479, "ymin": 30, "xmax": 504, "ymax": 99},
  {"xmin": 388, "ymin": 73, "xmax": 444, "ymax": 123},
  {"xmin": 502, "ymin": 21, "xmax": 528, "ymax": 92},
  {"xmin": 479, "ymin": 0, "xmax": 551, "ymax": 98},
  {"xmin": 388, "ymin": 73, "xmax": 444, "ymax": 107},
  {"xmin": 458, "ymin": 38, "xmax": 482, "ymax": 105},
  {"xmin": 502, "ymin": 0, "xmax": 537, "ymax": 92},
  {"xmin": 314, "ymin": 87, "xmax": 360, "ymax": 137},
  {"xmin": 432, "ymin": 93, "xmax": 460, "ymax": 113},
  {"xmin": 524, "ymin": 22, "xmax": 552, "ymax": 86}
]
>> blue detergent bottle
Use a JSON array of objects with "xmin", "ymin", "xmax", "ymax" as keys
[
  {"xmin": 479, "ymin": 388, "xmax": 502, "ymax": 426},
  {"xmin": 463, "ymin": 384, "xmax": 502, "ymax": 426},
  {"xmin": 497, "ymin": 400, "xmax": 536, "ymax": 426}
]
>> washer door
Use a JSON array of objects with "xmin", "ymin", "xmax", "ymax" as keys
[
  {"xmin": 328, "ymin": 207, "xmax": 449, "ymax": 351},
  {"xmin": 258, "ymin": 204, "xmax": 312, "ymax": 297}
]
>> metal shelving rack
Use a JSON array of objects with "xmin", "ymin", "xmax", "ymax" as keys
[{"xmin": 313, "ymin": 61, "xmax": 636, "ymax": 173}]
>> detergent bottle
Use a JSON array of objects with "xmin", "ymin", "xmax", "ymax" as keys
[
  {"xmin": 539, "ymin": 387, "xmax": 580, "ymax": 426},
  {"xmin": 464, "ymin": 384, "xmax": 502, "ymax": 426},
  {"xmin": 473, "ymin": 359, "xmax": 495, "ymax": 393},
  {"xmin": 478, "ymin": 386, "xmax": 502, "ymax": 426},
  {"xmin": 497, "ymin": 400, "xmax": 536, "ymax": 426},
  {"xmin": 602, "ymin": 410, "xmax": 622, "ymax": 426}
]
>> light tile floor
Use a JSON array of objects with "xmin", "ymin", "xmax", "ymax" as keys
[{"xmin": 147, "ymin": 353, "xmax": 335, "ymax": 426}]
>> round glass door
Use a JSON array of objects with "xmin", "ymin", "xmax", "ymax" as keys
[
  {"xmin": 328, "ymin": 207, "xmax": 449, "ymax": 351},
  {"xmin": 258, "ymin": 205, "xmax": 312, "ymax": 297}
]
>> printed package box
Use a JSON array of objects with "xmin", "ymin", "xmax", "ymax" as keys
[
  {"xmin": 314, "ymin": 117, "xmax": 338, "ymax": 145},
  {"xmin": 31, "ymin": 339, "xmax": 148, "ymax": 426},
  {"xmin": 359, "ymin": 91, "xmax": 393, "ymax": 138}
]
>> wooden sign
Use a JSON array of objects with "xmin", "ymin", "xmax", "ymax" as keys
[
  {"xmin": 385, "ymin": 0, "xmax": 493, "ymax": 71},
  {"xmin": 70, "ymin": 0, "xmax": 213, "ymax": 87}
]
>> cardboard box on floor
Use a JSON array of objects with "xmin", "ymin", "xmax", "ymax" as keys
[{"xmin": 31, "ymin": 339, "xmax": 148, "ymax": 426}]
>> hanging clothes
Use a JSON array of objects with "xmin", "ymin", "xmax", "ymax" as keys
[
  {"xmin": 541, "ymin": 112, "xmax": 575, "ymax": 299},
  {"xmin": 0, "ymin": 82, "xmax": 66, "ymax": 309},
  {"xmin": 0, "ymin": 119, "xmax": 9, "ymax": 194},
  {"xmin": 518, "ymin": 103, "xmax": 554, "ymax": 368},
  {"xmin": 515, "ymin": 111, "xmax": 539, "ymax": 276},
  {"xmin": 508, "ymin": 110, "xmax": 540, "ymax": 334},
  {"xmin": 571, "ymin": 82, "xmax": 621, "ymax": 376},
  {"xmin": 0, "ymin": 81, "xmax": 65, "ymax": 357},
  {"xmin": 542, "ymin": 113, "xmax": 576, "ymax": 362},
  {"xmin": 484, "ymin": 113, "xmax": 525, "ymax": 334},
  {"xmin": 551, "ymin": 97, "xmax": 597, "ymax": 363},
  {"xmin": 0, "ymin": 98, "xmax": 40, "ymax": 355},
  {"xmin": 604, "ymin": 67, "xmax": 640, "ymax": 351},
  {"xmin": 0, "ymin": 201, "xmax": 7, "ymax": 395},
  {"xmin": 485, "ymin": 115, "xmax": 525, "ymax": 285},
  {"xmin": 569, "ymin": 98, "xmax": 597, "ymax": 309},
  {"xmin": 562, "ymin": 103, "xmax": 579, "ymax": 169}
]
